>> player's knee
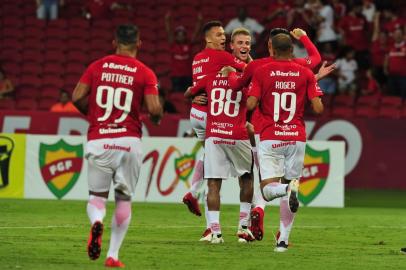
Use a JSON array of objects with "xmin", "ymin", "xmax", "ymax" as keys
[{"xmin": 115, "ymin": 189, "xmax": 131, "ymax": 201}]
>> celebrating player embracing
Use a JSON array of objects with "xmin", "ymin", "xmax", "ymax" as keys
[{"xmin": 247, "ymin": 33, "xmax": 324, "ymax": 252}]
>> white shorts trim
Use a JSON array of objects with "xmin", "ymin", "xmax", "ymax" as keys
[
  {"xmin": 258, "ymin": 140, "xmax": 305, "ymax": 181},
  {"xmin": 86, "ymin": 137, "xmax": 143, "ymax": 197},
  {"xmin": 204, "ymin": 137, "xmax": 253, "ymax": 179},
  {"xmin": 190, "ymin": 108, "xmax": 207, "ymax": 141}
]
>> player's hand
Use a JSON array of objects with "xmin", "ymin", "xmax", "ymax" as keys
[
  {"xmin": 245, "ymin": 122, "xmax": 254, "ymax": 134},
  {"xmin": 316, "ymin": 61, "xmax": 336, "ymax": 81},
  {"xmin": 290, "ymin": 28, "xmax": 307, "ymax": 40},
  {"xmin": 220, "ymin": 66, "xmax": 236, "ymax": 77},
  {"xmin": 192, "ymin": 94, "xmax": 207, "ymax": 105}
]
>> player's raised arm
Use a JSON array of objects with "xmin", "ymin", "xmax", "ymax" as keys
[
  {"xmin": 184, "ymin": 76, "xmax": 208, "ymax": 98},
  {"xmin": 290, "ymin": 28, "xmax": 321, "ymax": 69},
  {"xmin": 306, "ymin": 69, "xmax": 324, "ymax": 114},
  {"xmin": 228, "ymin": 60, "xmax": 256, "ymax": 90},
  {"xmin": 315, "ymin": 61, "xmax": 336, "ymax": 81}
]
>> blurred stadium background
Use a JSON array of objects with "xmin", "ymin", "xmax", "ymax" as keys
[{"xmin": 0, "ymin": 0, "xmax": 405, "ymax": 269}]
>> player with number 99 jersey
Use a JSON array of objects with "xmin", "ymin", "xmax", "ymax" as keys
[
  {"xmin": 188, "ymin": 73, "xmax": 252, "ymax": 179},
  {"xmin": 79, "ymin": 54, "xmax": 158, "ymax": 141}
]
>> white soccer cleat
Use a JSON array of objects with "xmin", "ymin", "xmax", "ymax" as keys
[
  {"xmin": 287, "ymin": 179, "xmax": 300, "ymax": 213},
  {"xmin": 274, "ymin": 241, "xmax": 288, "ymax": 252},
  {"xmin": 237, "ymin": 227, "xmax": 255, "ymax": 243},
  {"xmin": 199, "ymin": 228, "xmax": 212, "ymax": 242},
  {"xmin": 210, "ymin": 234, "xmax": 224, "ymax": 244}
]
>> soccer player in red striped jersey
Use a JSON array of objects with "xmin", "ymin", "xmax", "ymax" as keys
[
  {"xmin": 72, "ymin": 24, "xmax": 162, "ymax": 267},
  {"xmin": 182, "ymin": 21, "xmax": 246, "ymax": 219},
  {"xmin": 247, "ymin": 33, "xmax": 324, "ymax": 252},
  {"xmin": 222, "ymin": 27, "xmax": 334, "ymax": 241}
]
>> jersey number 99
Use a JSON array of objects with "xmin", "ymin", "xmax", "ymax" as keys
[{"xmin": 96, "ymin": 85, "xmax": 133, "ymax": 123}]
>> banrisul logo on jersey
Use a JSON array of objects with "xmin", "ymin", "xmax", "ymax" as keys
[
  {"xmin": 299, "ymin": 145, "xmax": 330, "ymax": 205},
  {"xmin": 38, "ymin": 139, "xmax": 83, "ymax": 199}
]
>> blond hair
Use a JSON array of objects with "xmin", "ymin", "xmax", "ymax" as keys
[{"xmin": 231, "ymin": 27, "xmax": 251, "ymax": 42}]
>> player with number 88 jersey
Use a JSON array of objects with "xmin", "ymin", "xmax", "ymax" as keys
[{"xmin": 185, "ymin": 72, "xmax": 254, "ymax": 243}]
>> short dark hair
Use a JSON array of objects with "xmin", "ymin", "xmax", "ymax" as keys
[
  {"xmin": 115, "ymin": 24, "xmax": 139, "ymax": 45},
  {"xmin": 271, "ymin": 33, "xmax": 293, "ymax": 52},
  {"xmin": 269, "ymin": 28, "xmax": 290, "ymax": 38},
  {"xmin": 202, "ymin": 21, "xmax": 223, "ymax": 36}
]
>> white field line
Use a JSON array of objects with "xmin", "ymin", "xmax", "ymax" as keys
[{"xmin": 0, "ymin": 225, "xmax": 406, "ymax": 230}]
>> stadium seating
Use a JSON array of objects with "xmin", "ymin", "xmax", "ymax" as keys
[
  {"xmin": 354, "ymin": 107, "xmax": 378, "ymax": 118},
  {"xmin": 380, "ymin": 96, "xmax": 403, "ymax": 108},
  {"xmin": 331, "ymin": 107, "xmax": 354, "ymax": 118},
  {"xmin": 378, "ymin": 107, "xmax": 401, "ymax": 119},
  {"xmin": 1, "ymin": 0, "xmax": 405, "ymax": 116},
  {"xmin": 15, "ymin": 98, "xmax": 37, "ymax": 111},
  {"xmin": 356, "ymin": 95, "xmax": 380, "ymax": 108},
  {"xmin": 38, "ymin": 98, "xmax": 57, "ymax": 111},
  {"xmin": 0, "ymin": 99, "xmax": 15, "ymax": 110},
  {"xmin": 333, "ymin": 95, "xmax": 355, "ymax": 107}
]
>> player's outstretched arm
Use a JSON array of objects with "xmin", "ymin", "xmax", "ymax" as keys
[
  {"xmin": 315, "ymin": 61, "xmax": 336, "ymax": 81},
  {"xmin": 145, "ymin": 94, "xmax": 163, "ymax": 125},
  {"xmin": 291, "ymin": 28, "xmax": 321, "ymax": 68},
  {"xmin": 310, "ymin": 97, "xmax": 324, "ymax": 114},
  {"xmin": 72, "ymin": 82, "xmax": 90, "ymax": 115}
]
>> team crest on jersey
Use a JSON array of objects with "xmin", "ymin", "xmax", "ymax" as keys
[
  {"xmin": 299, "ymin": 145, "xmax": 330, "ymax": 205},
  {"xmin": 175, "ymin": 154, "xmax": 195, "ymax": 182},
  {"xmin": 39, "ymin": 140, "xmax": 83, "ymax": 199}
]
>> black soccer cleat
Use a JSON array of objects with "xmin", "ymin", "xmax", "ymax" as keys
[{"xmin": 87, "ymin": 221, "xmax": 104, "ymax": 260}]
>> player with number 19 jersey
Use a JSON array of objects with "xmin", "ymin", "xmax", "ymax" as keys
[
  {"xmin": 79, "ymin": 54, "xmax": 158, "ymax": 141},
  {"xmin": 249, "ymin": 60, "xmax": 323, "ymax": 142}
]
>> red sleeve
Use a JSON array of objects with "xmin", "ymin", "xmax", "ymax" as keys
[
  {"xmin": 222, "ymin": 51, "xmax": 246, "ymax": 71},
  {"xmin": 79, "ymin": 63, "xmax": 94, "ymax": 85},
  {"xmin": 189, "ymin": 76, "xmax": 208, "ymax": 95},
  {"xmin": 143, "ymin": 67, "xmax": 159, "ymax": 95},
  {"xmin": 306, "ymin": 69, "xmax": 323, "ymax": 100},
  {"xmin": 229, "ymin": 61, "xmax": 255, "ymax": 90},
  {"xmin": 247, "ymin": 69, "xmax": 262, "ymax": 100},
  {"xmin": 297, "ymin": 35, "xmax": 321, "ymax": 69}
]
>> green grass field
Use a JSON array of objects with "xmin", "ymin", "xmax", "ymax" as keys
[{"xmin": 1, "ymin": 190, "xmax": 406, "ymax": 270}]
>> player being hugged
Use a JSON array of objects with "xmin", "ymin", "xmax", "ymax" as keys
[
  {"xmin": 185, "ymin": 70, "xmax": 254, "ymax": 244},
  {"xmin": 72, "ymin": 24, "xmax": 162, "ymax": 267},
  {"xmin": 247, "ymin": 33, "xmax": 324, "ymax": 252},
  {"xmin": 183, "ymin": 21, "xmax": 246, "ymax": 217}
]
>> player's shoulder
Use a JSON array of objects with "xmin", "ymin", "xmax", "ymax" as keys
[{"xmin": 250, "ymin": 57, "xmax": 272, "ymax": 68}]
